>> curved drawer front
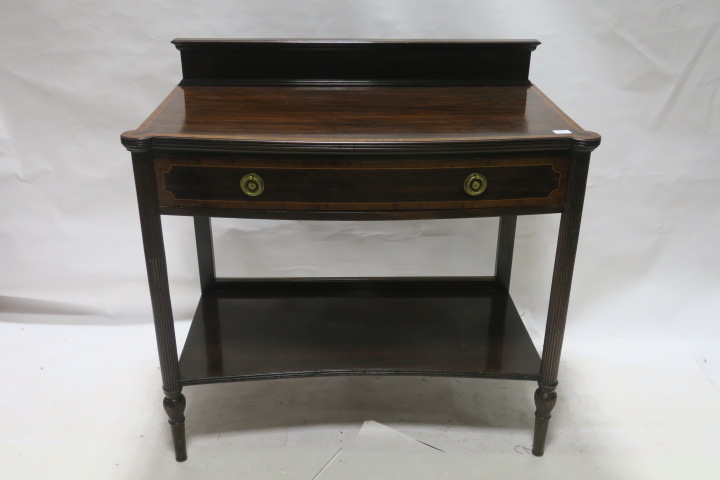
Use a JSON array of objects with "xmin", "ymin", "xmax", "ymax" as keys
[{"xmin": 155, "ymin": 154, "xmax": 568, "ymax": 212}]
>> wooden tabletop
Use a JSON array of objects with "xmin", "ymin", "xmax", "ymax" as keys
[{"xmin": 122, "ymin": 85, "xmax": 598, "ymax": 151}]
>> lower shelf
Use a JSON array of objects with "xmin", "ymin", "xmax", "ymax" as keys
[{"xmin": 178, "ymin": 277, "xmax": 541, "ymax": 385}]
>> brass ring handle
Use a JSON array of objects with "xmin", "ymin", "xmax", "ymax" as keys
[
  {"xmin": 464, "ymin": 173, "xmax": 488, "ymax": 196},
  {"xmin": 240, "ymin": 173, "xmax": 264, "ymax": 197}
]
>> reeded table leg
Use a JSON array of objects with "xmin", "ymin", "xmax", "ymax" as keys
[
  {"xmin": 132, "ymin": 152, "xmax": 187, "ymax": 461},
  {"xmin": 532, "ymin": 149, "xmax": 591, "ymax": 456}
]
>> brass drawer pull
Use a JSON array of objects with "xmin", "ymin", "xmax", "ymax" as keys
[
  {"xmin": 464, "ymin": 173, "xmax": 487, "ymax": 196},
  {"xmin": 240, "ymin": 173, "xmax": 264, "ymax": 197}
]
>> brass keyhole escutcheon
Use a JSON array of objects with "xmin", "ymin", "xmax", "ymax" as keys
[
  {"xmin": 464, "ymin": 173, "xmax": 487, "ymax": 196},
  {"xmin": 240, "ymin": 173, "xmax": 264, "ymax": 197}
]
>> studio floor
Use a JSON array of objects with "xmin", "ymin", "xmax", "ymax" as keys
[{"xmin": 1, "ymin": 311, "xmax": 718, "ymax": 480}]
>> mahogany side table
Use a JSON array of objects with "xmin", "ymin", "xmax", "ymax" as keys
[{"xmin": 121, "ymin": 39, "xmax": 601, "ymax": 461}]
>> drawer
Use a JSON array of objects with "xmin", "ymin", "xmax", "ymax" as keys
[{"xmin": 155, "ymin": 155, "xmax": 568, "ymax": 212}]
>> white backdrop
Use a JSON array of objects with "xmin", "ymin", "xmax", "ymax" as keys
[{"xmin": 1, "ymin": 0, "xmax": 720, "ymax": 466}]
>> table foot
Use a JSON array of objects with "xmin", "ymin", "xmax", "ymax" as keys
[
  {"xmin": 531, "ymin": 383, "xmax": 557, "ymax": 456},
  {"xmin": 163, "ymin": 392, "xmax": 187, "ymax": 462}
]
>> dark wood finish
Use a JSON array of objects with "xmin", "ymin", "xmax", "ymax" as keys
[
  {"xmin": 122, "ymin": 39, "xmax": 600, "ymax": 461},
  {"xmin": 158, "ymin": 204, "xmax": 564, "ymax": 221},
  {"xmin": 121, "ymin": 85, "xmax": 597, "ymax": 152},
  {"xmin": 495, "ymin": 216, "xmax": 517, "ymax": 291},
  {"xmin": 172, "ymin": 39, "xmax": 539, "ymax": 86},
  {"xmin": 156, "ymin": 154, "xmax": 567, "ymax": 212},
  {"xmin": 489, "ymin": 216, "xmax": 517, "ymax": 373},
  {"xmin": 532, "ymin": 147, "xmax": 591, "ymax": 456},
  {"xmin": 131, "ymin": 152, "xmax": 182, "ymax": 394},
  {"xmin": 131, "ymin": 152, "xmax": 186, "ymax": 460},
  {"xmin": 533, "ymin": 383, "xmax": 557, "ymax": 457},
  {"xmin": 193, "ymin": 217, "xmax": 215, "ymax": 292},
  {"xmin": 163, "ymin": 393, "xmax": 187, "ymax": 462},
  {"xmin": 178, "ymin": 278, "xmax": 540, "ymax": 384}
]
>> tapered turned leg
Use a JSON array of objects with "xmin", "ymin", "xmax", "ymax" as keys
[
  {"xmin": 532, "ymin": 147, "xmax": 593, "ymax": 456},
  {"xmin": 532, "ymin": 383, "xmax": 557, "ymax": 456},
  {"xmin": 163, "ymin": 393, "xmax": 187, "ymax": 462},
  {"xmin": 133, "ymin": 152, "xmax": 186, "ymax": 461}
]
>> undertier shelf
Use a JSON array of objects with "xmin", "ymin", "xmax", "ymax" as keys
[{"xmin": 178, "ymin": 277, "xmax": 541, "ymax": 385}]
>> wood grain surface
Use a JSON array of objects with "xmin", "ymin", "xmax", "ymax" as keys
[{"xmin": 178, "ymin": 278, "xmax": 542, "ymax": 384}]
